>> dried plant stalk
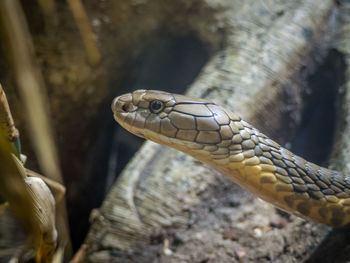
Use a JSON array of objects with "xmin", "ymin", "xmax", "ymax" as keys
[
  {"xmin": 0, "ymin": 0, "xmax": 71, "ymax": 258},
  {"xmin": 0, "ymin": 82, "xmax": 66, "ymax": 262},
  {"xmin": 0, "ymin": 85, "xmax": 19, "ymax": 141},
  {"xmin": 36, "ymin": 0, "xmax": 57, "ymax": 17},
  {"xmin": 67, "ymin": 0, "xmax": 101, "ymax": 65},
  {"xmin": 0, "ymin": 132, "xmax": 40, "ymax": 258}
]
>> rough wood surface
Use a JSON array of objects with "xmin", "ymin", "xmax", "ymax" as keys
[{"xmin": 84, "ymin": 1, "xmax": 349, "ymax": 262}]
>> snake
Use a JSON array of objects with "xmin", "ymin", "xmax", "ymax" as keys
[{"xmin": 112, "ymin": 89, "xmax": 350, "ymax": 226}]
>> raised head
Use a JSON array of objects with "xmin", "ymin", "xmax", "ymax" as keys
[{"xmin": 112, "ymin": 90, "xmax": 243, "ymax": 162}]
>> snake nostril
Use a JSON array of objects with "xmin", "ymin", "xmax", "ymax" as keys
[{"xmin": 122, "ymin": 103, "xmax": 130, "ymax": 112}]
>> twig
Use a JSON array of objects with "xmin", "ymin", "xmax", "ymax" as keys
[{"xmin": 0, "ymin": 84, "xmax": 19, "ymax": 141}]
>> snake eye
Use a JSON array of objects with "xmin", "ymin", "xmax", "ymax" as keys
[{"xmin": 150, "ymin": 100, "xmax": 164, "ymax": 113}]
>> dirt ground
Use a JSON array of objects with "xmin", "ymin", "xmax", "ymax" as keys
[{"xmin": 110, "ymin": 171, "xmax": 330, "ymax": 263}]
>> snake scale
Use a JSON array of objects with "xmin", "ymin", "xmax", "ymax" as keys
[{"xmin": 112, "ymin": 89, "xmax": 350, "ymax": 226}]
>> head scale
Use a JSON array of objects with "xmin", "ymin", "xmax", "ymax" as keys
[{"xmin": 112, "ymin": 90, "xmax": 242, "ymax": 162}]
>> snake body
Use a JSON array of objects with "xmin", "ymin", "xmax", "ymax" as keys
[{"xmin": 112, "ymin": 89, "xmax": 350, "ymax": 226}]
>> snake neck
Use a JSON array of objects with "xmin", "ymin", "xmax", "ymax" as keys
[{"xmin": 173, "ymin": 117, "xmax": 350, "ymax": 226}]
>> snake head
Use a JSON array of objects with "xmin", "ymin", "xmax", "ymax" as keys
[{"xmin": 112, "ymin": 89, "xmax": 242, "ymax": 153}]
